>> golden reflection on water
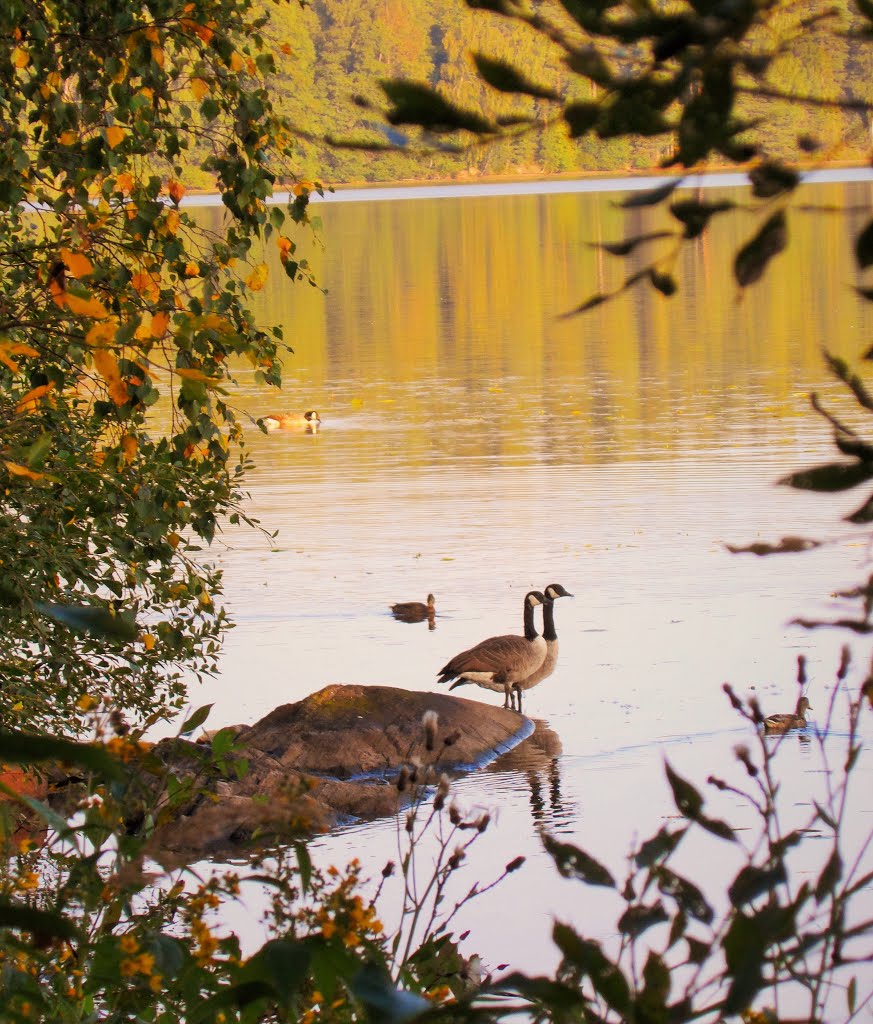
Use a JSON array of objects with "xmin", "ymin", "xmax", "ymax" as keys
[{"xmin": 182, "ymin": 180, "xmax": 873, "ymax": 987}]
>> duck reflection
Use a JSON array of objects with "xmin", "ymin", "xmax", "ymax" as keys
[{"xmin": 486, "ymin": 718, "xmax": 573, "ymax": 830}]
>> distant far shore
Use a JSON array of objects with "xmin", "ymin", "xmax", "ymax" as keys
[{"xmin": 179, "ymin": 162, "xmax": 873, "ymax": 207}]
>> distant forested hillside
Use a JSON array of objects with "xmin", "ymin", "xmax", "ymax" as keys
[{"xmin": 189, "ymin": 0, "xmax": 873, "ymax": 187}]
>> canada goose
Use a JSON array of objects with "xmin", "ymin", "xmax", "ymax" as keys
[
  {"xmin": 511, "ymin": 583, "xmax": 573, "ymax": 712},
  {"xmin": 437, "ymin": 590, "xmax": 547, "ymax": 710},
  {"xmin": 262, "ymin": 410, "xmax": 321, "ymax": 432},
  {"xmin": 764, "ymin": 696, "xmax": 812, "ymax": 733},
  {"xmin": 391, "ymin": 594, "xmax": 435, "ymax": 625}
]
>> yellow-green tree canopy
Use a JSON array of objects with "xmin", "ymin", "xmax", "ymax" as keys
[{"xmin": 0, "ymin": 0, "xmax": 317, "ymax": 731}]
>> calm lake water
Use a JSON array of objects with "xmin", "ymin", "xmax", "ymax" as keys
[{"xmin": 184, "ymin": 174, "xmax": 873, "ymax": 996}]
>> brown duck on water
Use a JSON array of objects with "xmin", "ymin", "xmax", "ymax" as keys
[
  {"xmin": 437, "ymin": 590, "xmax": 547, "ymax": 711},
  {"xmin": 391, "ymin": 593, "xmax": 436, "ymax": 626},
  {"xmin": 764, "ymin": 696, "xmax": 812, "ymax": 733}
]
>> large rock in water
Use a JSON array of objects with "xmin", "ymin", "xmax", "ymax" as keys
[{"xmin": 147, "ymin": 684, "xmax": 533, "ymax": 859}]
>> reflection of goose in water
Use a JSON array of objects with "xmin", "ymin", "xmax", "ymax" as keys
[
  {"xmin": 511, "ymin": 583, "xmax": 572, "ymax": 713},
  {"xmin": 437, "ymin": 591, "xmax": 546, "ymax": 710},
  {"xmin": 764, "ymin": 696, "xmax": 812, "ymax": 733},
  {"xmin": 262, "ymin": 410, "xmax": 321, "ymax": 432},
  {"xmin": 486, "ymin": 718, "xmax": 571, "ymax": 830},
  {"xmin": 391, "ymin": 593, "xmax": 435, "ymax": 629}
]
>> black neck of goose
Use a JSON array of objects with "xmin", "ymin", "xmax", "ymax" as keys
[
  {"xmin": 523, "ymin": 599, "xmax": 539, "ymax": 641},
  {"xmin": 542, "ymin": 599, "xmax": 557, "ymax": 641}
]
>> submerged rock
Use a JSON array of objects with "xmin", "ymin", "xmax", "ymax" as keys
[{"xmin": 145, "ymin": 684, "xmax": 532, "ymax": 859}]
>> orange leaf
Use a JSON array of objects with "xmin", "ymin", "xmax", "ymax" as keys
[
  {"xmin": 105, "ymin": 125, "xmax": 125, "ymax": 150},
  {"xmin": 229, "ymin": 52, "xmax": 245, "ymax": 72},
  {"xmin": 115, "ymin": 172, "xmax": 134, "ymax": 194},
  {"xmin": 184, "ymin": 262, "xmax": 200, "ymax": 277},
  {"xmin": 58, "ymin": 130, "xmax": 77, "ymax": 146},
  {"xmin": 65, "ymin": 293, "xmax": 110, "ymax": 319},
  {"xmin": 84, "ymin": 321, "xmax": 117, "ymax": 346},
  {"xmin": 167, "ymin": 180, "xmax": 186, "ymax": 204},
  {"xmin": 121, "ymin": 434, "xmax": 138, "ymax": 463},
  {"xmin": 60, "ymin": 248, "xmax": 94, "ymax": 278},
  {"xmin": 3, "ymin": 461, "xmax": 44, "ymax": 481},
  {"xmin": 15, "ymin": 383, "xmax": 53, "ymax": 413},
  {"xmin": 130, "ymin": 271, "xmax": 160, "ymax": 302},
  {"xmin": 12, "ymin": 47, "xmax": 30, "ymax": 69},
  {"xmin": 190, "ymin": 77, "xmax": 210, "ymax": 100},
  {"xmin": 151, "ymin": 311, "xmax": 170, "ymax": 338},
  {"xmin": 92, "ymin": 349, "xmax": 129, "ymax": 405}
]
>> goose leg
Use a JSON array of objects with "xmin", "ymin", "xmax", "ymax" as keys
[{"xmin": 514, "ymin": 684, "xmax": 523, "ymax": 714}]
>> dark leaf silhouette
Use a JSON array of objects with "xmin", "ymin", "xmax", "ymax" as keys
[
  {"xmin": 543, "ymin": 834, "xmax": 615, "ymax": 887},
  {"xmin": 649, "ymin": 269, "xmax": 677, "ymax": 296},
  {"xmin": 618, "ymin": 901, "xmax": 669, "ymax": 937},
  {"xmin": 619, "ymin": 178, "xmax": 682, "ymax": 208},
  {"xmin": 734, "ymin": 211, "xmax": 788, "ymax": 287},
  {"xmin": 779, "ymin": 461, "xmax": 873, "ymax": 492},
  {"xmin": 552, "ymin": 923, "xmax": 632, "ymax": 1014},
  {"xmin": 749, "ymin": 161, "xmax": 801, "ymax": 198},
  {"xmin": 380, "ymin": 80, "xmax": 495, "ymax": 134},
  {"xmin": 472, "ymin": 54, "xmax": 560, "ymax": 99},
  {"xmin": 564, "ymin": 101, "xmax": 601, "ymax": 137},
  {"xmin": 670, "ymin": 198, "xmax": 735, "ymax": 239},
  {"xmin": 593, "ymin": 231, "xmax": 673, "ymax": 256},
  {"xmin": 856, "ymin": 218, "xmax": 873, "ymax": 271}
]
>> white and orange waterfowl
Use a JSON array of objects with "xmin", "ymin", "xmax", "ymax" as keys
[{"xmin": 262, "ymin": 410, "xmax": 321, "ymax": 431}]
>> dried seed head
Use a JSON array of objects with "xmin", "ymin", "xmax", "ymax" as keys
[
  {"xmin": 722, "ymin": 682, "xmax": 742, "ymax": 711},
  {"xmin": 422, "ymin": 710, "xmax": 439, "ymax": 751},
  {"xmin": 381, "ymin": 860, "xmax": 395, "ymax": 878},
  {"xmin": 396, "ymin": 766, "xmax": 410, "ymax": 793},
  {"xmin": 708, "ymin": 774, "xmax": 727, "ymax": 791},
  {"xmin": 448, "ymin": 846, "xmax": 466, "ymax": 870},
  {"xmin": 734, "ymin": 744, "xmax": 758, "ymax": 777},
  {"xmin": 449, "ymin": 804, "xmax": 461, "ymax": 826},
  {"xmin": 505, "ymin": 855, "xmax": 525, "ymax": 873},
  {"xmin": 476, "ymin": 813, "xmax": 490, "ymax": 833},
  {"xmin": 748, "ymin": 697, "xmax": 764, "ymax": 725},
  {"xmin": 797, "ymin": 654, "xmax": 807, "ymax": 685},
  {"xmin": 405, "ymin": 811, "xmax": 415, "ymax": 834},
  {"xmin": 109, "ymin": 709, "xmax": 130, "ymax": 736},
  {"xmin": 838, "ymin": 645, "xmax": 850, "ymax": 681}
]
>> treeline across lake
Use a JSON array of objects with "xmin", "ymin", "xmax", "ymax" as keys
[{"xmin": 214, "ymin": 0, "xmax": 873, "ymax": 188}]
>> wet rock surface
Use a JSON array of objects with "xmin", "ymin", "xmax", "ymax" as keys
[{"xmin": 145, "ymin": 684, "xmax": 533, "ymax": 858}]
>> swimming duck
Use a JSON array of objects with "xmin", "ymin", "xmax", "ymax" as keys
[
  {"xmin": 262, "ymin": 410, "xmax": 321, "ymax": 431},
  {"xmin": 511, "ymin": 583, "xmax": 573, "ymax": 712},
  {"xmin": 764, "ymin": 696, "xmax": 812, "ymax": 733},
  {"xmin": 391, "ymin": 594, "xmax": 435, "ymax": 624},
  {"xmin": 437, "ymin": 590, "xmax": 547, "ymax": 710}
]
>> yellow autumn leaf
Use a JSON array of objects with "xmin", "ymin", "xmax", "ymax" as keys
[
  {"xmin": 229, "ymin": 51, "xmax": 245, "ymax": 72},
  {"xmin": 3, "ymin": 460, "xmax": 45, "ymax": 480},
  {"xmin": 190, "ymin": 77, "xmax": 210, "ymax": 100},
  {"xmin": 75, "ymin": 694, "xmax": 98, "ymax": 712},
  {"xmin": 65, "ymin": 292, "xmax": 110, "ymax": 319},
  {"xmin": 163, "ymin": 208, "xmax": 180, "ymax": 235},
  {"xmin": 184, "ymin": 262, "xmax": 200, "ymax": 277},
  {"xmin": 0, "ymin": 341, "xmax": 39, "ymax": 373},
  {"xmin": 105, "ymin": 125, "xmax": 125, "ymax": 149},
  {"xmin": 167, "ymin": 532, "xmax": 181, "ymax": 549},
  {"xmin": 60, "ymin": 248, "xmax": 94, "ymax": 278},
  {"xmin": 11, "ymin": 702, "xmax": 24, "ymax": 712},
  {"xmin": 85, "ymin": 320, "xmax": 117, "ymax": 346},
  {"xmin": 58, "ymin": 130, "xmax": 77, "ymax": 146},
  {"xmin": 15, "ymin": 384, "xmax": 53, "ymax": 413},
  {"xmin": 115, "ymin": 172, "xmax": 134, "ymax": 194},
  {"xmin": 151, "ymin": 46, "xmax": 164, "ymax": 68},
  {"xmin": 245, "ymin": 263, "xmax": 269, "ymax": 291},
  {"xmin": 141, "ymin": 633, "xmax": 157, "ymax": 651},
  {"xmin": 12, "ymin": 46, "xmax": 29, "ymax": 69},
  {"xmin": 175, "ymin": 367, "xmax": 222, "ymax": 385},
  {"xmin": 92, "ymin": 348, "xmax": 129, "ymax": 405}
]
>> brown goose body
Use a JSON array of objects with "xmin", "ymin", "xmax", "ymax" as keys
[
  {"xmin": 391, "ymin": 594, "xmax": 435, "ymax": 624},
  {"xmin": 512, "ymin": 583, "xmax": 573, "ymax": 712},
  {"xmin": 764, "ymin": 696, "xmax": 812, "ymax": 733},
  {"xmin": 438, "ymin": 591, "xmax": 547, "ymax": 710},
  {"xmin": 263, "ymin": 410, "xmax": 321, "ymax": 431}
]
